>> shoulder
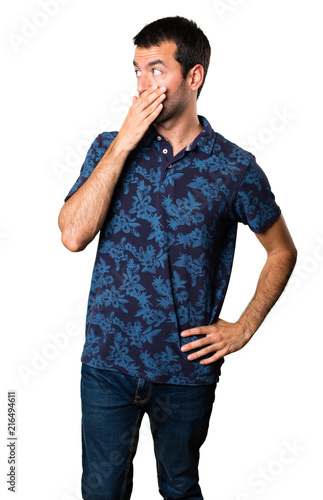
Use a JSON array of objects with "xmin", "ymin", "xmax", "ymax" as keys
[
  {"xmin": 81, "ymin": 131, "xmax": 119, "ymax": 165},
  {"xmin": 200, "ymin": 116, "xmax": 251, "ymax": 165},
  {"xmin": 97, "ymin": 131, "xmax": 118, "ymax": 151},
  {"xmin": 213, "ymin": 131, "xmax": 253, "ymax": 168}
]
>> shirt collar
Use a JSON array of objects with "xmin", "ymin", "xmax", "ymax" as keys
[{"xmin": 142, "ymin": 115, "xmax": 216, "ymax": 155}]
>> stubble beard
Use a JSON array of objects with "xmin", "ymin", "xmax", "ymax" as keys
[{"xmin": 153, "ymin": 78, "xmax": 188, "ymax": 125}]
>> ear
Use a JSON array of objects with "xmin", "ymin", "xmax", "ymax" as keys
[{"xmin": 188, "ymin": 64, "xmax": 204, "ymax": 92}]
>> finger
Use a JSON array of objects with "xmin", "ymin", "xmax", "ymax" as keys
[
  {"xmin": 143, "ymin": 93, "xmax": 166, "ymax": 119},
  {"xmin": 142, "ymin": 87, "xmax": 166, "ymax": 108},
  {"xmin": 143, "ymin": 102, "xmax": 163, "ymax": 124},
  {"xmin": 181, "ymin": 337, "xmax": 208, "ymax": 352},
  {"xmin": 132, "ymin": 96, "xmax": 137, "ymax": 105},
  {"xmin": 181, "ymin": 325, "xmax": 213, "ymax": 337},
  {"xmin": 137, "ymin": 86, "xmax": 166, "ymax": 110},
  {"xmin": 199, "ymin": 349, "xmax": 227, "ymax": 365},
  {"xmin": 186, "ymin": 343, "xmax": 218, "ymax": 361},
  {"xmin": 142, "ymin": 92, "xmax": 167, "ymax": 123}
]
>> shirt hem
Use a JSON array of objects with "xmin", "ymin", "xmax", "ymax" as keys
[{"xmin": 80, "ymin": 357, "xmax": 223, "ymax": 387}]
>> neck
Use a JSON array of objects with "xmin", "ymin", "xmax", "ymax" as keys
[{"xmin": 153, "ymin": 107, "xmax": 203, "ymax": 157}]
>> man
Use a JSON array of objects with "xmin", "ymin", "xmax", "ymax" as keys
[{"xmin": 58, "ymin": 16, "xmax": 297, "ymax": 500}]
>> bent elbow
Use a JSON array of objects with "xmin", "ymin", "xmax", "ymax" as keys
[
  {"xmin": 283, "ymin": 244, "xmax": 297, "ymax": 277},
  {"xmin": 289, "ymin": 244, "xmax": 298, "ymax": 269},
  {"xmin": 61, "ymin": 232, "xmax": 87, "ymax": 253}
]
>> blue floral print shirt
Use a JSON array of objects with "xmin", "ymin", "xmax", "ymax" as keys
[{"xmin": 65, "ymin": 115, "xmax": 281, "ymax": 385}]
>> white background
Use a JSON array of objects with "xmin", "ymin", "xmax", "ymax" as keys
[{"xmin": 1, "ymin": 0, "xmax": 322, "ymax": 499}]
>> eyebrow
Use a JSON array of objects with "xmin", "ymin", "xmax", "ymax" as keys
[{"xmin": 133, "ymin": 59, "xmax": 167, "ymax": 69}]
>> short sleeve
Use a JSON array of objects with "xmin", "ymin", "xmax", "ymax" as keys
[
  {"xmin": 64, "ymin": 132, "xmax": 116, "ymax": 202},
  {"xmin": 232, "ymin": 155, "xmax": 281, "ymax": 233}
]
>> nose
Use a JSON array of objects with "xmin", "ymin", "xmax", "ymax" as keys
[{"xmin": 137, "ymin": 73, "xmax": 153, "ymax": 95}]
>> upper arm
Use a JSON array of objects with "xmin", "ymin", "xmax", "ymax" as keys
[
  {"xmin": 64, "ymin": 132, "xmax": 117, "ymax": 203},
  {"xmin": 255, "ymin": 214, "xmax": 297, "ymax": 260}
]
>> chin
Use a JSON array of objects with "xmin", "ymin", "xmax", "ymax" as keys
[
  {"xmin": 153, "ymin": 115, "xmax": 165, "ymax": 125},
  {"xmin": 154, "ymin": 108, "xmax": 168, "ymax": 124},
  {"xmin": 154, "ymin": 107, "xmax": 179, "ymax": 125}
]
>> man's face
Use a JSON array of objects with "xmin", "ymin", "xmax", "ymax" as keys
[{"xmin": 133, "ymin": 40, "xmax": 189, "ymax": 124}]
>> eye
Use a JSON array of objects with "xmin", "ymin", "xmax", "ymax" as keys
[
  {"xmin": 134, "ymin": 69, "xmax": 141, "ymax": 77},
  {"xmin": 152, "ymin": 68, "xmax": 162, "ymax": 76}
]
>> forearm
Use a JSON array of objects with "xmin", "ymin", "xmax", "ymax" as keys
[
  {"xmin": 58, "ymin": 138, "xmax": 129, "ymax": 252},
  {"xmin": 58, "ymin": 86, "xmax": 167, "ymax": 252},
  {"xmin": 180, "ymin": 216, "xmax": 297, "ymax": 364},
  {"xmin": 236, "ymin": 248, "xmax": 297, "ymax": 338}
]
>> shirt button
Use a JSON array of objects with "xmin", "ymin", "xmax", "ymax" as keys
[
  {"xmin": 163, "ymin": 149, "xmax": 168, "ymax": 154},
  {"xmin": 168, "ymin": 164, "xmax": 172, "ymax": 169},
  {"xmin": 157, "ymin": 136, "xmax": 161, "ymax": 141}
]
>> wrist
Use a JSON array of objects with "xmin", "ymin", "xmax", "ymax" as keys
[
  {"xmin": 107, "ymin": 136, "xmax": 132, "ymax": 161},
  {"xmin": 235, "ymin": 318, "xmax": 255, "ymax": 340}
]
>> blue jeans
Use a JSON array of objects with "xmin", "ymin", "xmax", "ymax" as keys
[{"xmin": 81, "ymin": 363, "xmax": 218, "ymax": 500}]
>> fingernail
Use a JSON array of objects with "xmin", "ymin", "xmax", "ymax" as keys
[
  {"xmin": 152, "ymin": 85, "xmax": 158, "ymax": 90},
  {"xmin": 187, "ymin": 354, "xmax": 194, "ymax": 361},
  {"xmin": 181, "ymin": 345, "xmax": 187, "ymax": 351},
  {"xmin": 160, "ymin": 86, "xmax": 166, "ymax": 91}
]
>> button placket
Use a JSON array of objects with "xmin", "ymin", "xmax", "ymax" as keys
[{"xmin": 156, "ymin": 135, "xmax": 175, "ymax": 180}]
